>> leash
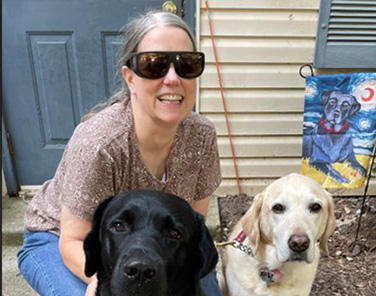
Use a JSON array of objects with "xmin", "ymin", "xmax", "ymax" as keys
[
  {"xmin": 215, "ymin": 241, "xmax": 235, "ymax": 248},
  {"xmin": 216, "ymin": 230, "xmax": 281, "ymax": 287},
  {"xmin": 215, "ymin": 231, "xmax": 253, "ymax": 256}
]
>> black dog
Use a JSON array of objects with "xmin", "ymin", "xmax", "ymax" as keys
[
  {"xmin": 84, "ymin": 189, "xmax": 218, "ymax": 296},
  {"xmin": 303, "ymin": 90, "xmax": 367, "ymax": 183}
]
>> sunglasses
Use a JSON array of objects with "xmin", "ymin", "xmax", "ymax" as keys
[{"xmin": 126, "ymin": 51, "xmax": 205, "ymax": 79}]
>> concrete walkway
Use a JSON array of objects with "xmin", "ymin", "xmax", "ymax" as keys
[{"xmin": 2, "ymin": 194, "xmax": 221, "ymax": 296}]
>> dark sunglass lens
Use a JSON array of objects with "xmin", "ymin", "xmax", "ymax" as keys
[
  {"xmin": 176, "ymin": 53, "xmax": 204, "ymax": 79},
  {"xmin": 137, "ymin": 53, "xmax": 169, "ymax": 79}
]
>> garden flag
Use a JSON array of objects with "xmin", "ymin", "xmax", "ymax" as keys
[{"xmin": 301, "ymin": 72, "xmax": 376, "ymax": 188}]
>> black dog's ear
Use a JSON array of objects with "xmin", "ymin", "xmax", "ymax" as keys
[
  {"xmin": 194, "ymin": 212, "xmax": 219, "ymax": 279},
  {"xmin": 350, "ymin": 95, "xmax": 361, "ymax": 116},
  {"xmin": 84, "ymin": 196, "xmax": 114, "ymax": 277},
  {"xmin": 321, "ymin": 90, "xmax": 333, "ymax": 106}
]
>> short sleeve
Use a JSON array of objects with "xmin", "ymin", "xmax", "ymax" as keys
[
  {"xmin": 195, "ymin": 126, "xmax": 222, "ymax": 200},
  {"xmin": 58, "ymin": 135, "xmax": 121, "ymax": 221}
]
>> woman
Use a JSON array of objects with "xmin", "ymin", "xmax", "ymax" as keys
[{"xmin": 17, "ymin": 10, "xmax": 222, "ymax": 296}]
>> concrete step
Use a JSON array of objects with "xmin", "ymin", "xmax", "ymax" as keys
[
  {"xmin": 2, "ymin": 196, "xmax": 38, "ymax": 295},
  {"xmin": 2, "ymin": 196, "xmax": 28, "ymax": 246},
  {"xmin": 2, "ymin": 246, "xmax": 38, "ymax": 296},
  {"xmin": 206, "ymin": 195, "xmax": 222, "ymax": 241}
]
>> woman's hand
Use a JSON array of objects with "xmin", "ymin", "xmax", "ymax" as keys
[
  {"xmin": 85, "ymin": 275, "xmax": 98, "ymax": 296},
  {"xmin": 192, "ymin": 195, "xmax": 211, "ymax": 219}
]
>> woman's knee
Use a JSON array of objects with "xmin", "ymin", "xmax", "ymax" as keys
[
  {"xmin": 17, "ymin": 231, "xmax": 87, "ymax": 296},
  {"xmin": 201, "ymin": 269, "xmax": 222, "ymax": 296}
]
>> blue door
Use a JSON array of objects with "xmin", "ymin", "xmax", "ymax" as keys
[{"xmin": 2, "ymin": 0, "xmax": 195, "ymax": 195}]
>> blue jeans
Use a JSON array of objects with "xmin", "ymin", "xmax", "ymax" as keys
[{"xmin": 18, "ymin": 231, "xmax": 221, "ymax": 296}]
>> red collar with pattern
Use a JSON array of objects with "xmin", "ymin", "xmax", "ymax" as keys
[{"xmin": 319, "ymin": 118, "xmax": 349, "ymax": 134}]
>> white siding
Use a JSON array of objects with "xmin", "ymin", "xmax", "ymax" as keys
[{"xmin": 197, "ymin": 0, "xmax": 375, "ymax": 196}]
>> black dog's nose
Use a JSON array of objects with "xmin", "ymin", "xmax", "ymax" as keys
[
  {"xmin": 288, "ymin": 234, "xmax": 310, "ymax": 253},
  {"xmin": 124, "ymin": 261, "xmax": 157, "ymax": 282}
]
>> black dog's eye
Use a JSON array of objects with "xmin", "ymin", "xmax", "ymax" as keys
[
  {"xmin": 272, "ymin": 203, "xmax": 285, "ymax": 214},
  {"xmin": 342, "ymin": 102, "xmax": 350, "ymax": 109},
  {"xmin": 310, "ymin": 203, "xmax": 322, "ymax": 213},
  {"xmin": 167, "ymin": 229, "xmax": 182, "ymax": 240},
  {"xmin": 110, "ymin": 222, "xmax": 127, "ymax": 233},
  {"xmin": 329, "ymin": 98, "xmax": 337, "ymax": 105}
]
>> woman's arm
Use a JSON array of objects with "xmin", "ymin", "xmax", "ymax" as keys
[
  {"xmin": 59, "ymin": 205, "xmax": 94, "ymax": 284},
  {"xmin": 192, "ymin": 195, "xmax": 212, "ymax": 219}
]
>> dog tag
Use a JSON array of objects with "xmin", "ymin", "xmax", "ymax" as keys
[{"xmin": 259, "ymin": 268, "xmax": 273, "ymax": 288}]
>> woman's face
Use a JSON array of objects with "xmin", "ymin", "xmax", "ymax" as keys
[{"xmin": 123, "ymin": 26, "xmax": 197, "ymax": 127}]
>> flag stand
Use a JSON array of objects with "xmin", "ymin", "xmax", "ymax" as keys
[
  {"xmin": 352, "ymin": 148, "xmax": 376, "ymax": 250},
  {"xmin": 299, "ymin": 63, "xmax": 314, "ymax": 79}
]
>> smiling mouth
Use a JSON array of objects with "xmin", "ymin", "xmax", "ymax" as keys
[
  {"xmin": 158, "ymin": 95, "xmax": 183, "ymax": 105},
  {"xmin": 287, "ymin": 253, "xmax": 309, "ymax": 263}
]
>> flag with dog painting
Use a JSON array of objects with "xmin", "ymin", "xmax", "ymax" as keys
[{"xmin": 301, "ymin": 72, "xmax": 376, "ymax": 188}]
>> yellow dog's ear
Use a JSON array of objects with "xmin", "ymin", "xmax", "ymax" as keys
[
  {"xmin": 319, "ymin": 192, "xmax": 336, "ymax": 256},
  {"xmin": 242, "ymin": 192, "xmax": 264, "ymax": 254}
]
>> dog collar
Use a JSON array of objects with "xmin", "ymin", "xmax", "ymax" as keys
[
  {"xmin": 233, "ymin": 230, "xmax": 254, "ymax": 256},
  {"xmin": 233, "ymin": 230, "xmax": 282, "ymax": 287},
  {"xmin": 319, "ymin": 118, "xmax": 349, "ymax": 133}
]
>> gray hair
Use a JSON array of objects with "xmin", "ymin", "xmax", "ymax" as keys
[{"xmin": 82, "ymin": 10, "xmax": 196, "ymax": 121}]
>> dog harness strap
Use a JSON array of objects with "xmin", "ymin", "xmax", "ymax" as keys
[{"xmin": 319, "ymin": 118, "xmax": 349, "ymax": 133}]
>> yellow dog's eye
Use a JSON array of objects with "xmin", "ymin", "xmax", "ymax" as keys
[
  {"xmin": 310, "ymin": 203, "xmax": 322, "ymax": 213},
  {"xmin": 272, "ymin": 203, "xmax": 285, "ymax": 214}
]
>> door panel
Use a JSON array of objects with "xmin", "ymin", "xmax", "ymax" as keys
[
  {"xmin": 2, "ymin": 0, "xmax": 194, "ymax": 187},
  {"xmin": 29, "ymin": 33, "xmax": 80, "ymax": 146}
]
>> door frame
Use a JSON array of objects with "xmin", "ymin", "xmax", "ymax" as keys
[{"xmin": 2, "ymin": 117, "xmax": 20, "ymax": 196}]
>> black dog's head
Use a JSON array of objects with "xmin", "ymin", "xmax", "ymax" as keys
[
  {"xmin": 84, "ymin": 189, "xmax": 218, "ymax": 296},
  {"xmin": 321, "ymin": 90, "xmax": 360, "ymax": 131}
]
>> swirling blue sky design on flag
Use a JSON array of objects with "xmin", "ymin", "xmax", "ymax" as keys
[{"xmin": 303, "ymin": 72, "xmax": 376, "ymax": 156}]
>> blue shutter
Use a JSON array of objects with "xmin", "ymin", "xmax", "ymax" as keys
[{"xmin": 314, "ymin": 0, "xmax": 376, "ymax": 68}]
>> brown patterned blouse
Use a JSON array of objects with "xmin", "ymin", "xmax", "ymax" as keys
[{"xmin": 24, "ymin": 99, "xmax": 222, "ymax": 235}]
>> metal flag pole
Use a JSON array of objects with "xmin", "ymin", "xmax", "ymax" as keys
[{"xmin": 352, "ymin": 145, "xmax": 376, "ymax": 250}]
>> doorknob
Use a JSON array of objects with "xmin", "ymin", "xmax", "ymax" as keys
[{"xmin": 162, "ymin": 1, "xmax": 178, "ymax": 14}]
